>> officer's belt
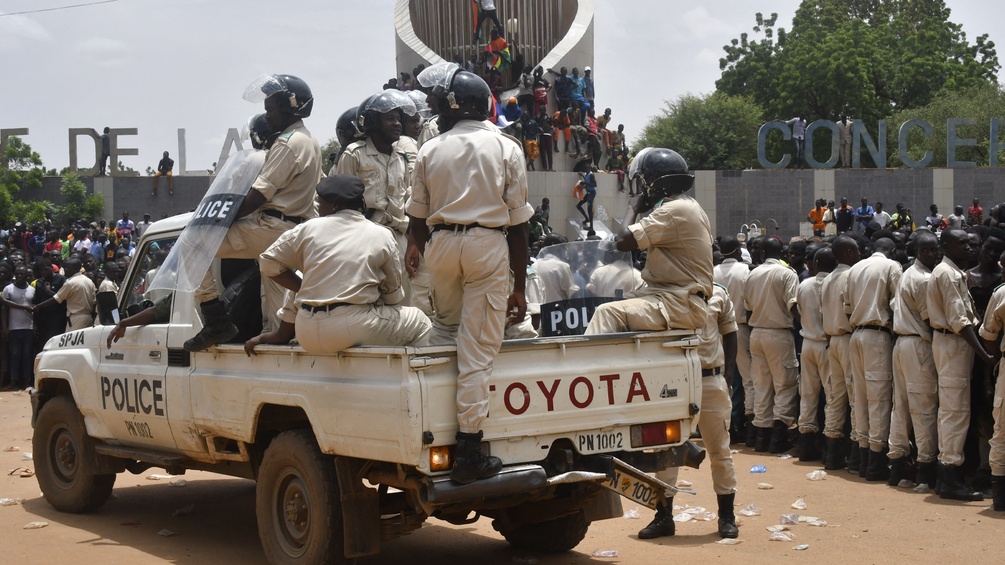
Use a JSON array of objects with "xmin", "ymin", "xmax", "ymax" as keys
[
  {"xmin": 262, "ymin": 209, "xmax": 306, "ymax": 225},
  {"xmin": 701, "ymin": 367, "xmax": 723, "ymax": 377},
  {"xmin": 432, "ymin": 223, "xmax": 506, "ymax": 234},
  {"xmin": 301, "ymin": 302, "xmax": 353, "ymax": 313},
  {"xmin": 853, "ymin": 325, "xmax": 892, "ymax": 335},
  {"xmin": 934, "ymin": 327, "xmax": 955, "ymax": 334}
]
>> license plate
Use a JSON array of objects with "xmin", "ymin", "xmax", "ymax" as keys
[
  {"xmin": 576, "ymin": 430, "xmax": 625, "ymax": 454},
  {"xmin": 601, "ymin": 457, "xmax": 671, "ymax": 510}
]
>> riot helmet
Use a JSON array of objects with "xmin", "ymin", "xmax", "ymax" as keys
[
  {"xmin": 416, "ymin": 62, "xmax": 460, "ymax": 90},
  {"xmin": 406, "ymin": 90, "xmax": 431, "ymax": 120},
  {"xmin": 335, "ymin": 106, "xmax": 362, "ymax": 148},
  {"xmin": 636, "ymin": 148, "xmax": 694, "ymax": 202},
  {"xmin": 435, "ymin": 71, "xmax": 492, "ymax": 131},
  {"xmin": 244, "ymin": 113, "xmax": 280, "ymax": 150},
  {"xmin": 627, "ymin": 147, "xmax": 653, "ymax": 181},
  {"xmin": 243, "ymin": 74, "xmax": 314, "ymax": 118},
  {"xmin": 358, "ymin": 89, "xmax": 418, "ymax": 134}
]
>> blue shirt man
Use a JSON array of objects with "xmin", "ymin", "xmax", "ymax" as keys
[{"xmin": 855, "ymin": 198, "xmax": 874, "ymax": 232}]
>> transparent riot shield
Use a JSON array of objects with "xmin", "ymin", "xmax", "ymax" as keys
[
  {"xmin": 534, "ymin": 240, "xmax": 644, "ymax": 336},
  {"xmin": 147, "ymin": 148, "xmax": 265, "ymax": 293}
]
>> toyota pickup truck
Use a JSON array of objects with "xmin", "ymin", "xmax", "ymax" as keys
[{"xmin": 31, "ymin": 210, "xmax": 702, "ymax": 564}]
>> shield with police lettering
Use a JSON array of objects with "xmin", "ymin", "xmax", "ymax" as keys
[{"xmin": 147, "ymin": 148, "xmax": 265, "ymax": 293}]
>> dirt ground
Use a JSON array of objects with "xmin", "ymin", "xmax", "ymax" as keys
[{"xmin": 2, "ymin": 388, "xmax": 1002, "ymax": 565}]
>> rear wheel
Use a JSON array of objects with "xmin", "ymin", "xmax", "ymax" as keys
[
  {"xmin": 256, "ymin": 430, "xmax": 353, "ymax": 565},
  {"xmin": 33, "ymin": 395, "xmax": 116, "ymax": 513},
  {"xmin": 496, "ymin": 510, "xmax": 590, "ymax": 553}
]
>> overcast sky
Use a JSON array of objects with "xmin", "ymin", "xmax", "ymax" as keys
[{"xmin": 1, "ymin": 0, "xmax": 1000, "ymax": 172}]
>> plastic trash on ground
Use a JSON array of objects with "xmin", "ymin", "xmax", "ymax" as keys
[
  {"xmin": 23, "ymin": 521, "xmax": 48, "ymax": 529},
  {"xmin": 21, "ymin": 453, "xmax": 32, "ymax": 461},
  {"xmin": 674, "ymin": 506, "xmax": 716, "ymax": 522},
  {"xmin": 0, "ymin": 497, "xmax": 25, "ymax": 506},
  {"xmin": 3, "ymin": 446, "xmax": 20, "ymax": 452},
  {"xmin": 169, "ymin": 479, "xmax": 187, "ymax": 487},
  {"xmin": 146, "ymin": 473, "xmax": 175, "ymax": 481},
  {"xmin": 791, "ymin": 498, "xmax": 807, "ymax": 510},
  {"xmin": 757, "ymin": 482, "xmax": 774, "ymax": 489},
  {"xmin": 780, "ymin": 514, "xmax": 800, "ymax": 525},
  {"xmin": 766, "ymin": 525, "xmax": 790, "ymax": 532},
  {"xmin": 898, "ymin": 479, "xmax": 915, "ymax": 488},
  {"xmin": 799, "ymin": 516, "xmax": 827, "ymax": 526},
  {"xmin": 914, "ymin": 484, "xmax": 932, "ymax": 494},
  {"xmin": 173, "ymin": 503, "xmax": 195, "ymax": 517},
  {"xmin": 769, "ymin": 531, "xmax": 796, "ymax": 542},
  {"xmin": 677, "ymin": 479, "xmax": 693, "ymax": 488},
  {"xmin": 737, "ymin": 503, "xmax": 762, "ymax": 517},
  {"xmin": 158, "ymin": 529, "xmax": 177, "ymax": 537},
  {"xmin": 716, "ymin": 538, "xmax": 743, "ymax": 545},
  {"xmin": 591, "ymin": 549, "xmax": 618, "ymax": 558},
  {"xmin": 793, "ymin": 544, "xmax": 810, "ymax": 550},
  {"xmin": 806, "ymin": 470, "xmax": 828, "ymax": 481},
  {"xmin": 778, "ymin": 454, "xmax": 793, "ymax": 460},
  {"xmin": 750, "ymin": 465, "xmax": 767, "ymax": 473},
  {"xmin": 623, "ymin": 507, "xmax": 640, "ymax": 519}
]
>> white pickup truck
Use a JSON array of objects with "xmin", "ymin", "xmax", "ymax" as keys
[{"xmin": 31, "ymin": 214, "xmax": 703, "ymax": 565}]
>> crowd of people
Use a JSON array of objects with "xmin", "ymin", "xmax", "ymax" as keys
[{"xmin": 805, "ymin": 197, "xmax": 1002, "ymax": 237}]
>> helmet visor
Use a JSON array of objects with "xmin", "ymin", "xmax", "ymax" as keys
[
  {"xmin": 242, "ymin": 74, "xmax": 289, "ymax": 103},
  {"xmin": 627, "ymin": 147, "xmax": 652, "ymax": 180},
  {"xmin": 366, "ymin": 89, "xmax": 418, "ymax": 117},
  {"xmin": 416, "ymin": 62, "xmax": 460, "ymax": 89}
]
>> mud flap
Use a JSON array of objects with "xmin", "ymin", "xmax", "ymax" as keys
[{"xmin": 335, "ymin": 457, "xmax": 381, "ymax": 558}]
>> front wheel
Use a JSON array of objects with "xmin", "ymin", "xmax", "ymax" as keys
[
  {"xmin": 33, "ymin": 395, "xmax": 116, "ymax": 513},
  {"xmin": 256, "ymin": 430, "xmax": 353, "ymax": 565},
  {"xmin": 496, "ymin": 510, "xmax": 591, "ymax": 553}
]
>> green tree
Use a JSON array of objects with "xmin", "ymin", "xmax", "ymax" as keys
[
  {"xmin": 635, "ymin": 93, "xmax": 764, "ymax": 170},
  {"xmin": 54, "ymin": 173, "xmax": 104, "ymax": 226},
  {"xmin": 0, "ymin": 135, "xmax": 46, "ymax": 224}
]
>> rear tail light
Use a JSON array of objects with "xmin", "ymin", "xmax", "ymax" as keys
[
  {"xmin": 429, "ymin": 446, "xmax": 453, "ymax": 472},
  {"xmin": 630, "ymin": 420, "xmax": 682, "ymax": 448}
]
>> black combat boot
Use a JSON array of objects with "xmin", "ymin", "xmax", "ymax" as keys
[
  {"xmin": 744, "ymin": 415, "xmax": 757, "ymax": 448},
  {"xmin": 768, "ymin": 420, "xmax": 791, "ymax": 454},
  {"xmin": 857, "ymin": 447, "xmax": 869, "ymax": 478},
  {"xmin": 916, "ymin": 461, "xmax": 938, "ymax": 489},
  {"xmin": 450, "ymin": 431, "xmax": 502, "ymax": 484},
  {"xmin": 183, "ymin": 299, "xmax": 239, "ymax": 352},
  {"xmin": 991, "ymin": 475, "xmax": 1005, "ymax": 511},
  {"xmin": 798, "ymin": 432, "xmax": 821, "ymax": 462},
  {"xmin": 866, "ymin": 448, "xmax": 890, "ymax": 482},
  {"xmin": 887, "ymin": 457, "xmax": 907, "ymax": 486},
  {"xmin": 716, "ymin": 493, "xmax": 739, "ymax": 539},
  {"xmin": 938, "ymin": 464, "xmax": 985, "ymax": 501},
  {"xmin": 824, "ymin": 437, "xmax": 847, "ymax": 470},
  {"xmin": 846, "ymin": 444, "xmax": 862, "ymax": 474},
  {"xmin": 754, "ymin": 426, "xmax": 772, "ymax": 452},
  {"xmin": 638, "ymin": 499, "xmax": 675, "ymax": 539}
]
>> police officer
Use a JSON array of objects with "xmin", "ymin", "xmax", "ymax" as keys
[
  {"xmin": 184, "ymin": 74, "xmax": 322, "ymax": 352},
  {"xmin": 260, "ymin": 175, "xmax": 430, "ymax": 354},
  {"xmin": 978, "ymin": 271, "xmax": 1005, "ymax": 511},
  {"xmin": 405, "ymin": 70, "xmax": 534, "ymax": 484},
  {"xmin": 795, "ymin": 245, "xmax": 831, "ymax": 461},
  {"xmin": 714, "ymin": 236, "xmax": 754, "ymax": 444}
]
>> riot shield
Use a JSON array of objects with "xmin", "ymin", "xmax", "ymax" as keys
[{"xmin": 147, "ymin": 148, "xmax": 265, "ymax": 293}]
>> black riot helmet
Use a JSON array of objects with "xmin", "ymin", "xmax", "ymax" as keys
[
  {"xmin": 243, "ymin": 74, "xmax": 314, "ymax": 118},
  {"xmin": 246, "ymin": 113, "xmax": 280, "ymax": 150},
  {"xmin": 357, "ymin": 89, "xmax": 417, "ymax": 134},
  {"xmin": 637, "ymin": 148, "xmax": 695, "ymax": 202},
  {"xmin": 434, "ymin": 71, "xmax": 491, "ymax": 131},
  {"xmin": 336, "ymin": 106, "xmax": 362, "ymax": 148}
]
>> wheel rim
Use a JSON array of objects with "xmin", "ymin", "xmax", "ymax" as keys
[
  {"xmin": 50, "ymin": 425, "xmax": 80, "ymax": 486},
  {"xmin": 274, "ymin": 466, "xmax": 312, "ymax": 556}
]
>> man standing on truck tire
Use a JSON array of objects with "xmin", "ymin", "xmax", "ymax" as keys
[
  {"xmin": 184, "ymin": 74, "xmax": 322, "ymax": 352},
  {"xmin": 639, "ymin": 282, "xmax": 739, "ymax": 539},
  {"xmin": 405, "ymin": 70, "xmax": 534, "ymax": 485}
]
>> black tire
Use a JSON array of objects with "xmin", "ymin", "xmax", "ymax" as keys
[
  {"xmin": 497, "ymin": 510, "xmax": 590, "ymax": 553},
  {"xmin": 32, "ymin": 395, "xmax": 116, "ymax": 513},
  {"xmin": 256, "ymin": 430, "xmax": 352, "ymax": 565}
]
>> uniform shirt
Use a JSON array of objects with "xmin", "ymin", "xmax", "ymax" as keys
[
  {"xmin": 416, "ymin": 116, "xmax": 440, "ymax": 149},
  {"xmin": 407, "ymin": 119, "xmax": 534, "ymax": 228},
  {"xmin": 797, "ymin": 272, "xmax": 827, "ymax": 341},
  {"xmin": 893, "ymin": 260, "xmax": 933, "ymax": 340},
  {"xmin": 928, "ymin": 256, "xmax": 979, "ymax": 333},
  {"xmin": 978, "ymin": 284, "xmax": 1005, "ymax": 352},
  {"xmin": 337, "ymin": 137, "xmax": 410, "ymax": 233},
  {"xmin": 252, "ymin": 119, "xmax": 322, "ymax": 220},
  {"xmin": 534, "ymin": 255, "xmax": 579, "ymax": 303},
  {"xmin": 846, "ymin": 252, "xmax": 901, "ymax": 328},
  {"xmin": 54, "ymin": 272, "xmax": 96, "ymax": 321},
  {"xmin": 2, "ymin": 283, "xmax": 34, "ymax": 330},
  {"xmin": 98, "ymin": 279, "xmax": 119, "ymax": 294},
  {"xmin": 698, "ymin": 284, "xmax": 738, "ymax": 369},
  {"xmin": 587, "ymin": 261, "xmax": 643, "ymax": 298},
  {"xmin": 260, "ymin": 210, "xmax": 404, "ymax": 307},
  {"xmin": 744, "ymin": 258, "xmax": 797, "ymax": 329},
  {"xmin": 714, "ymin": 257, "xmax": 749, "ymax": 324},
  {"xmin": 629, "ymin": 195, "xmax": 712, "ymax": 296},
  {"xmin": 394, "ymin": 135, "xmax": 419, "ymax": 181}
]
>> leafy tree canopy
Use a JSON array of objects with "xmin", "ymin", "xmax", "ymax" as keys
[
  {"xmin": 54, "ymin": 173, "xmax": 104, "ymax": 227},
  {"xmin": 1, "ymin": 135, "xmax": 46, "ymax": 225},
  {"xmin": 635, "ymin": 92, "xmax": 764, "ymax": 170}
]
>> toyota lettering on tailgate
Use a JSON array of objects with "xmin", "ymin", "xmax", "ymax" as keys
[{"xmin": 493, "ymin": 372, "xmax": 654, "ymax": 415}]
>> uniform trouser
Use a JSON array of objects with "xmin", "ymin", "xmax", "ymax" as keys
[
  {"xmin": 889, "ymin": 336, "xmax": 938, "ymax": 462},
  {"xmin": 735, "ymin": 323, "xmax": 753, "ymax": 416},
  {"xmin": 425, "ymin": 228, "xmax": 511, "ymax": 434},
  {"xmin": 748, "ymin": 327, "xmax": 798, "ymax": 428},
  {"xmin": 934, "ymin": 331, "xmax": 975, "ymax": 466},
  {"xmin": 657, "ymin": 373, "xmax": 736, "ymax": 495},
  {"xmin": 584, "ymin": 290, "xmax": 707, "ymax": 335},
  {"xmin": 824, "ymin": 334, "xmax": 853, "ymax": 439},
  {"xmin": 850, "ymin": 329, "xmax": 893, "ymax": 450},
  {"xmin": 798, "ymin": 338, "xmax": 828, "ymax": 433},
  {"xmin": 391, "ymin": 230, "xmax": 412, "ymax": 306},
  {"xmin": 990, "ymin": 358, "xmax": 1005, "ymax": 476},
  {"xmin": 195, "ymin": 212, "xmax": 290, "ymax": 333},
  {"xmin": 67, "ymin": 312, "xmax": 94, "ymax": 331},
  {"xmin": 410, "ymin": 255, "xmax": 433, "ymax": 316},
  {"xmin": 295, "ymin": 303, "xmax": 430, "ymax": 355}
]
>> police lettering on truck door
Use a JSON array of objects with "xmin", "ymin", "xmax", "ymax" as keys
[{"xmin": 99, "ymin": 375, "xmax": 166, "ymax": 439}]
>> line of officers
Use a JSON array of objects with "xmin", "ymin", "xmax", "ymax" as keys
[{"xmin": 716, "ymin": 226, "xmax": 1005, "ymax": 511}]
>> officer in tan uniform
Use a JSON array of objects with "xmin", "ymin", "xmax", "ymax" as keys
[
  {"xmin": 820, "ymin": 235, "xmax": 860, "ymax": 470},
  {"xmin": 889, "ymin": 230, "xmax": 939, "ymax": 488},
  {"xmin": 405, "ymin": 71, "xmax": 533, "ymax": 484},
  {"xmin": 34, "ymin": 256, "xmax": 95, "ymax": 331},
  {"xmin": 260, "ymin": 175, "xmax": 429, "ymax": 354},
  {"xmin": 928, "ymin": 228, "xmax": 994, "ymax": 501},
  {"xmin": 185, "ymin": 74, "xmax": 322, "ymax": 351},
  {"xmin": 978, "ymin": 275, "xmax": 1005, "ymax": 511},
  {"xmin": 796, "ymin": 245, "xmax": 831, "ymax": 461},
  {"xmin": 638, "ymin": 283, "xmax": 738, "ymax": 540},
  {"xmin": 744, "ymin": 236, "xmax": 799, "ymax": 453},
  {"xmin": 584, "ymin": 148, "xmax": 712, "ymax": 335},
  {"xmin": 714, "ymin": 236, "xmax": 754, "ymax": 445},
  {"xmin": 335, "ymin": 90, "xmax": 416, "ymax": 301},
  {"xmin": 846, "ymin": 237, "xmax": 901, "ymax": 481}
]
